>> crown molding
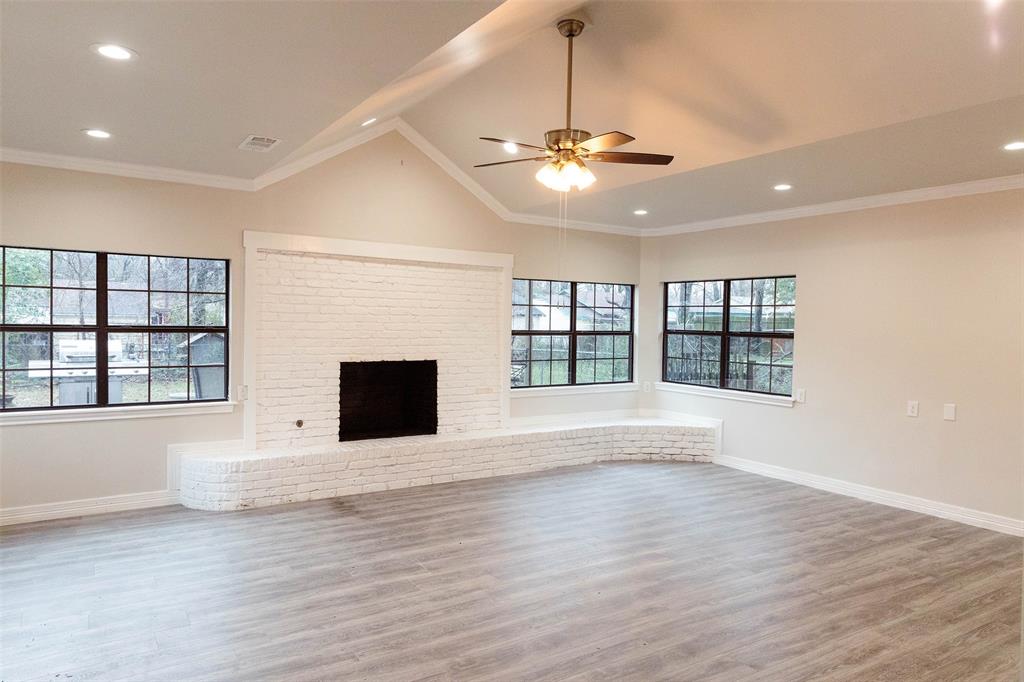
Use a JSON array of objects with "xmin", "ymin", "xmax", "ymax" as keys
[
  {"xmin": 0, "ymin": 147, "xmax": 254, "ymax": 191},
  {"xmin": 642, "ymin": 174, "xmax": 1024, "ymax": 237}
]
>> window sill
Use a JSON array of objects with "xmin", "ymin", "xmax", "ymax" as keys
[
  {"xmin": 655, "ymin": 382, "xmax": 794, "ymax": 407},
  {"xmin": 0, "ymin": 401, "xmax": 237, "ymax": 426},
  {"xmin": 510, "ymin": 383, "xmax": 639, "ymax": 398}
]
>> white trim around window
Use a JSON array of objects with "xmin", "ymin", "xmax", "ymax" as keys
[
  {"xmin": 510, "ymin": 382, "xmax": 640, "ymax": 398},
  {"xmin": 0, "ymin": 400, "xmax": 236, "ymax": 426},
  {"xmin": 655, "ymin": 381, "xmax": 793, "ymax": 407}
]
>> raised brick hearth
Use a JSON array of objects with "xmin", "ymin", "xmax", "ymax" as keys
[{"xmin": 179, "ymin": 418, "xmax": 720, "ymax": 511}]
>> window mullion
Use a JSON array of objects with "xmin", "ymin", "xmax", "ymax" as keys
[
  {"xmin": 720, "ymin": 279, "xmax": 730, "ymax": 389},
  {"xmin": 95, "ymin": 253, "xmax": 109, "ymax": 406},
  {"xmin": 569, "ymin": 281, "xmax": 577, "ymax": 386}
]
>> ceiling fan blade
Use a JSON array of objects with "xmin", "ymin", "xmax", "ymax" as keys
[
  {"xmin": 585, "ymin": 151, "xmax": 674, "ymax": 165},
  {"xmin": 474, "ymin": 156, "xmax": 549, "ymax": 168},
  {"xmin": 480, "ymin": 137, "xmax": 549, "ymax": 152},
  {"xmin": 573, "ymin": 131, "xmax": 635, "ymax": 154}
]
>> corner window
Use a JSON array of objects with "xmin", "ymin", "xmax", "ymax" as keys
[
  {"xmin": 1, "ymin": 246, "xmax": 229, "ymax": 411},
  {"xmin": 512, "ymin": 278, "xmax": 633, "ymax": 388},
  {"xmin": 663, "ymin": 277, "xmax": 795, "ymax": 396}
]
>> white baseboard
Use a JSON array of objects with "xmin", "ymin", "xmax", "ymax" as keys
[
  {"xmin": 0, "ymin": 490, "xmax": 179, "ymax": 526},
  {"xmin": 715, "ymin": 454, "xmax": 1024, "ymax": 537}
]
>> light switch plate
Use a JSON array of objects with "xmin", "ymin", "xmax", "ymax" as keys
[
  {"xmin": 643, "ymin": 381, "xmax": 651, "ymax": 393},
  {"xmin": 795, "ymin": 388, "xmax": 806, "ymax": 403},
  {"xmin": 906, "ymin": 400, "xmax": 919, "ymax": 417},
  {"xmin": 943, "ymin": 403, "xmax": 956, "ymax": 421}
]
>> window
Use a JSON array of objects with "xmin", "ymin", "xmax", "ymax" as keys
[
  {"xmin": 511, "ymin": 278, "xmax": 633, "ymax": 388},
  {"xmin": 664, "ymin": 276, "xmax": 795, "ymax": 396},
  {"xmin": 1, "ymin": 246, "xmax": 228, "ymax": 411}
]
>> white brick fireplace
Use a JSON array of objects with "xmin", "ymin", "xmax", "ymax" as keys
[{"xmin": 244, "ymin": 231, "xmax": 513, "ymax": 449}]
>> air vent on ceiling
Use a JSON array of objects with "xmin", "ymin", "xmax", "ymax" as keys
[{"xmin": 238, "ymin": 135, "xmax": 280, "ymax": 152}]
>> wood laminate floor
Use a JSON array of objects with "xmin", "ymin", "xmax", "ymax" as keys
[{"xmin": 1, "ymin": 462, "xmax": 1020, "ymax": 681}]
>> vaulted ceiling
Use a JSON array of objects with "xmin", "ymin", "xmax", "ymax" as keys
[{"xmin": 2, "ymin": 0, "xmax": 1021, "ymax": 232}]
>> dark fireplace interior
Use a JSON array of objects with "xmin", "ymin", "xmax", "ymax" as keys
[{"xmin": 339, "ymin": 360, "xmax": 438, "ymax": 442}]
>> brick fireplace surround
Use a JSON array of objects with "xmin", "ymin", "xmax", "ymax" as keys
[{"xmin": 175, "ymin": 232, "xmax": 719, "ymax": 512}]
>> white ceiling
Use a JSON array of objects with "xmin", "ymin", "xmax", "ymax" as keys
[{"xmin": 2, "ymin": 0, "xmax": 1022, "ymax": 230}]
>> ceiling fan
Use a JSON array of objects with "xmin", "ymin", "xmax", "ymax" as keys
[{"xmin": 475, "ymin": 18, "xmax": 673, "ymax": 193}]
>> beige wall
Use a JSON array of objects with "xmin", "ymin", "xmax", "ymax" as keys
[
  {"xmin": 0, "ymin": 131, "xmax": 640, "ymax": 508},
  {"xmin": 637, "ymin": 190, "xmax": 1023, "ymax": 520}
]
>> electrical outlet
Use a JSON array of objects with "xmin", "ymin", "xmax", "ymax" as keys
[
  {"xmin": 906, "ymin": 400, "xmax": 919, "ymax": 417},
  {"xmin": 795, "ymin": 388, "xmax": 806, "ymax": 403},
  {"xmin": 643, "ymin": 381, "xmax": 651, "ymax": 393},
  {"xmin": 943, "ymin": 403, "xmax": 956, "ymax": 421}
]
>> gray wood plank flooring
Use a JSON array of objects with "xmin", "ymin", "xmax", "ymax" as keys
[{"xmin": 1, "ymin": 462, "xmax": 1020, "ymax": 681}]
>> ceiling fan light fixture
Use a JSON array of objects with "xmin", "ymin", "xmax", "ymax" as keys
[{"xmin": 535, "ymin": 158, "xmax": 595, "ymax": 192}]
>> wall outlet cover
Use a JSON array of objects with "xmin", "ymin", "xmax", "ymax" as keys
[{"xmin": 906, "ymin": 400, "xmax": 919, "ymax": 417}]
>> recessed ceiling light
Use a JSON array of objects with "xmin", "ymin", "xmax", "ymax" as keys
[
  {"xmin": 82, "ymin": 129, "xmax": 111, "ymax": 139},
  {"xmin": 90, "ymin": 43, "xmax": 136, "ymax": 61},
  {"xmin": 503, "ymin": 142, "xmax": 519, "ymax": 154},
  {"xmin": 633, "ymin": 209, "xmax": 648, "ymax": 216},
  {"xmin": 773, "ymin": 183, "xmax": 792, "ymax": 191},
  {"xmin": 1003, "ymin": 141, "xmax": 1024, "ymax": 151},
  {"xmin": 361, "ymin": 118, "xmax": 377, "ymax": 127}
]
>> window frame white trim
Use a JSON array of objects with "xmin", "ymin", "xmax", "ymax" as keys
[
  {"xmin": 0, "ymin": 400, "xmax": 236, "ymax": 426},
  {"xmin": 509, "ymin": 382, "xmax": 640, "ymax": 399},
  {"xmin": 655, "ymin": 381, "xmax": 794, "ymax": 407}
]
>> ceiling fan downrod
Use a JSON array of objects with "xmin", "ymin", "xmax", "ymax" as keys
[{"xmin": 558, "ymin": 19, "xmax": 585, "ymax": 133}]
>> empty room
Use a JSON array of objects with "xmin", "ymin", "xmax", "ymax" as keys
[{"xmin": 1, "ymin": 1, "xmax": 1022, "ymax": 680}]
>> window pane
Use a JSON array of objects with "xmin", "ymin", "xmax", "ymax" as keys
[
  {"xmin": 530, "ymin": 361, "xmax": 551, "ymax": 386},
  {"xmin": 576, "ymin": 359, "xmax": 595, "ymax": 383},
  {"xmin": 752, "ymin": 364, "xmax": 772, "ymax": 393},
  {"xmin": 111, "ymin": 375, "xmax": 148, "ymax": 404},
  {"xmin": 775, "ymin": 277, "xmax": 796, "ymax": 305},
  {"xmin": 53, "ymin": 251, "xmax": 96, "ymax": 288},
  {"xmin": 5, "ymin": 287, "xmax": 49, "ymax": 324},
  {"xmin": 189, "ymin": 294, "xmax": 226, "ymax": 326},
  {"xmin": 666, "ymin": 334, "xmax": 682, "ymax": 358},
  {"xmin": 703, "ymin": 306, "xmax": 723, "ymax": 331},
  {"xmin": 771, "ymin": 338, "xmax": 794, "ymax": 366},
  {"xmin": 530, "ymin": 280, "xmax": 550, "ymax": 305},
  {"xmin": 151, "ymin": 332, "xmax": 188, "ymax": 366},
  {"xmin": 109, "ymin": 332, "xmax": 148, "ymax": 367},
  {"xmin": 4, "ymin": 370, "xmax": 49, "ymax": 408},
  {"xmin": 530, "ymin": 335, "xmax": 551, "ymax": 360},
  {"xmin": 594, "ymin": 308, "xmax": 614, "ymax": 331},
  {"xmin": 701, "ymin": 361, "xmax": 720, "ymax": 386},
  {"xmin": 575, "ymin": 282, "xmax": 595, "ymax": 307},
  {"xmin": 775, "ymin": 306, "xmax": 795, "ymax": 333},
  {"xmin": 151, "ymin": 367, "xmax": 188, "ymax": 402},
  {"xmin": 613, "ymin": 359, "xmax": 630, "ymax": 382},
  {"xmin": 683, "ymin": 307, "xmax": 703, "ymax": 331},
  {"xmin": 529, "ymin": 305, "xmax": 550, "ymax": 331},
  {"xmin": 512, "ymin": 279, "xmax": 529, "ymax": 305},
  {"xmin": 576, "ymin": 305, "xmax": 594, "ymax": 331},
  {"xmin": 730, "ymin": 280, "xmax": 752, "ymax": 305},
  {"xmin": 704, "ymin": 281, "xmax": 724, "ymax": 305},
  {"xmin": 53, "ymin": 289, "xmax": 97, "ymax": 325},
  {"xmin": 109, "ymin": 290, "xmax": 148, "ymax": 325},
  {"xmin": 613, "ymin": 308, "xmax": 631, "ymax": 332},
  {"xmin": 189, "ymin": 259, "xmax": 226, "ymax": 293},
  {"xmin": 771, "ymin": 366, "xmax": 793, "ymax": 395},
  {"xmin": 550, "ymin": 306, "xmax": 571, "ymax": 331},
  {"xmin": 727, "ymin": 363, "xmax": 750, "ymax": 390},
  {"xmin": 613, "ymin": 285, "xmax": 632, "ymax": 308},
  {"xmin": 551, "ymin": 281, "xmax": 571, "ymax": 306},
  {"xmin": 511, "ymin": 336, "xmax": 528, "ymax": 362},
  {"xmin": 728, "ymin": 337, "xmax": 748, "ymax": 361},
  {"xmin": 750, "ymin": 337, "xmax": 772, "ymax": 363},
  {"xmin": 511, "ymin": 362, "xmax": 528, "ymax": 387},
  {"xmin": 729, "ymin": 306, "xmax": 751, "ymax": 332},
  {"xmin": 682, "ymin": 334, "xmax": 702, "ymax": 359},
  {"xmin": 614, "ymin": 335, "xmax": 630, "ymax": 358},
  {"xmin": 4, "ymin": 332, "xmax": 50, "ymax": 369},
  {"xmin": 595, "ymin": 284, "xmax": 614, "ymax": 307},
  {"xmin": 190, "ymin": 366, "xmax": 226, "ymax": 400},
  {"xmin": 752, "ymin": 278, "xmax": 775, "ymax": 306},
  {"xmin": 701, "ymin": 336, "xmax": 721, "ymax": 360},
  {"xmin": 667, "ymin": 306, "xmax": 684, "ymax": 331},
  {"xmin": 53, "ymin": 370, "xmax": 97, "ymax": 406},
  {"xmin": 150, "ymin": 291, "xmax": 187, "ymax": 325},
  {"xmin": 551, "ymin": 360, "xmax": 569, "ymax": 385},
  {"xmin": 551, "ymin": 335, "xmax": 570, "ymax": 360},
  {"xmin": 666, "ymin": 357, "xmax": 682, "ymax": 382},
  {"xmin": 683, "ymin": 282, "xmax": 703, "ymax": 305},
  {"xmin": 667, "ymin": 283, "xmax": 683, "ymax": 307},
  {"xmin": 595, "ymin": 359, "xmax": 614, "ymax": 383},
  {"xmin": 53, "ymin": 332, "xmax": 96, "ymax": 366},
  {"xmin": 512, "ymin": 305, "xmax": 529, "ymax": 330},
  {"xmin": 108, "ymin": 254, "xmax": 148, "ymax": 289},
  {"xmin": 4, "ymin": 248, "xmax": 50, "ymax": 286},
  {"xmin": 680, "ymin": 359, "xmax": 701, "ymax": 384},
  {"xmin": 752, "ymin": 305, "xmax": 774, "ymax": 332},
  {"xmin": 151, "ymin": 257, "xmax": 188, "ymax": 292},
  {"xmin": 596, "ymin": 335, "xmax": 614, "ymax": 358},
  {"xmin": 577, "ymin": 335, "xmax": 595, "ymax": 359}
]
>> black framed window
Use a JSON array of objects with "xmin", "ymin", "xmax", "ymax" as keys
[
  {"xmin": 1, "ymin": 245, "xmax": 229, "ymax": 411},
  {"xmin": 511, "ymin": 278, "xmax": 633, "ymax": 388},
  {"xmin": 664, "ymin": 276, "xmax": 795, "ymax": 396}
]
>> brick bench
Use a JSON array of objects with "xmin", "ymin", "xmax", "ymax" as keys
[{"xmin": 178, "ymin": 418, "xmax": 721, "ymax": 511}]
